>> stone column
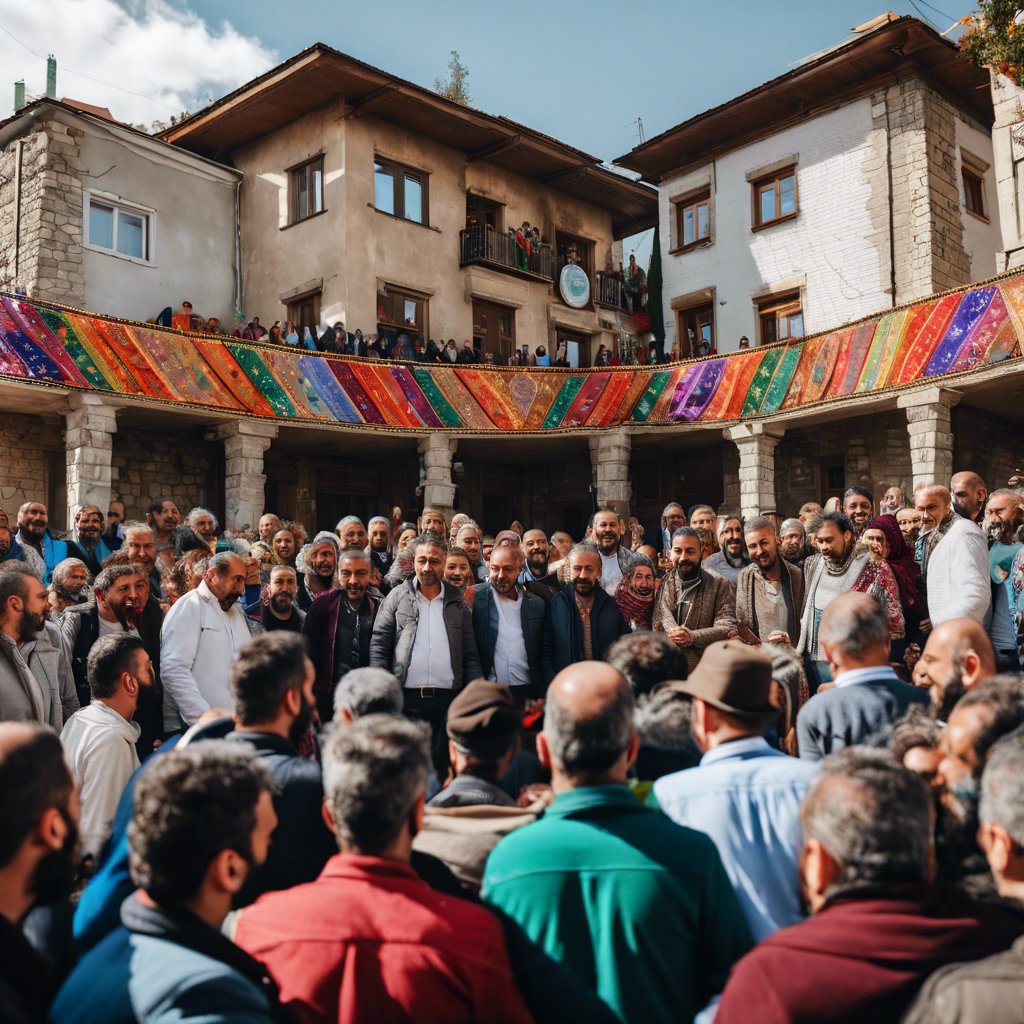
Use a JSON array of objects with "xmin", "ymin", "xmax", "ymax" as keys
[
  {"xmin": 205, "ymin": 421, "xmax": 279, "ymax": 531},
  {"xmin": 897, "ymin": 387, "xmax": 959, "ymax": 492},
  {"xmin": 65, "ymin": 394, "xmax": 118, "ymax": 524},
  {"xmin": 418, "ymin": 434, "xmax": 457, "ymax": 520},
  {"xmin": 588, "ymin": 429, "xmax": 632, "ymax": 518},
  {"xmin": 724, "ymin": 423, "xmax": 784, "ymax": 517}
]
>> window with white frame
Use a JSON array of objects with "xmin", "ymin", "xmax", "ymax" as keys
[{"xmin": 86, "ymin": 194, "xmax": 152, "ymax": 261}]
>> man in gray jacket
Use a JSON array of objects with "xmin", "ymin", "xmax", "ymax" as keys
[{"xmin": 369, "ymin": 533, "xmax": 482, "ymax": 772}]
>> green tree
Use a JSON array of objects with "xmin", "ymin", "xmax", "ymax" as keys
[
  {"xmin": 434, "ymin": 50, "xmax": 472, "ymax": 105},
  {"xmin": 646, "ymin": 227, "xmax": 666, "ymax": 359}
]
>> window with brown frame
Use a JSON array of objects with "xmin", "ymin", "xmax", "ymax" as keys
[
  {"xmin": 374, "ymin": 157, "xmax": 429, "ymax": 225},
  {"xmin": 674, "ymin": 190, "xmax": 711, "ymax": 249},
  {"xmin": 757, "ymin": 291, "xmax": 804, "ymax": 345},
  {"xmin": 286, "ymin": 290, "xmax": 321, "ymax": 332},
  {"xmin": 376, "ymin": 284, "xmax": 429, "ymax": 344},
  {"xmin": 676, "ymin": 303, "xmax": 714, "ymax": 359},
  {"xmin": 752, "ymin": 167, "xmax": 797, "ymax": 229},
  {"xmin": 289, "ymin": 156, "xmax": 324, "ymax": 224},
  {"xmin": 961, "ymin": 163, "xmax": 986, "ymax": 219}
]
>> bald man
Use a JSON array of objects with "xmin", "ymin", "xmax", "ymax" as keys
[
  {"xmin": 483, "ymin": 662, "xmax": 751, "ymax": 1023},
  {"xmin": 914, "ymin": 617, "xmax": 997, "ymax": 720},
  {"xmin": 951, "ymin": 471, "xmax": 987, "ymax": 524},
  {"xmin": 916, "ymin": 484, "xmax": 990, "ymax": 626}
]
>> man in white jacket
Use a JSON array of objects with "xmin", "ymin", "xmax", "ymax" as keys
[
  {"xmin": 60, "ymin": 632, "xmax": 155, "ymax": 858},
  {"xmin": 917, "ymin": 484, "xmax": 991, "ymax": 627},
  {"xmin": 160, "ymin": 552, "xmax": 256, "ymax": 725}
]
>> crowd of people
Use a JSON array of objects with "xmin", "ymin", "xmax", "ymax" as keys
[{"xmin": 3, "ymin": 468, "xmax": 1024, "ymax": 1022}]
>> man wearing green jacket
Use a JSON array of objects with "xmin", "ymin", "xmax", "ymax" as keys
[{"xmin": 482, "ymin": 661, "xmax": 752, "ymax": 1023}]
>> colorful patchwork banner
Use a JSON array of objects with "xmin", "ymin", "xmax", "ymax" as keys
[{"xmin": 1, "ymin": 274, "xmax": 1021, "ymax": 433}]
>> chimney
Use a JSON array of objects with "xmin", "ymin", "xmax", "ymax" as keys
[
  {"xmin": 14, "ymin": 80, "xmax": 25, "ymax": 112},
  {"xmin": 46, "ymin": 55, "xmax": 56, "ymax": 99}
]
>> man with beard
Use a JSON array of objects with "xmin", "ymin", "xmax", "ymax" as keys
[
  {"xmin": 60, "ymin": 634, "xmax": 155, "ymax": 859},
  {"xmin": 0, "ymin": 564, "xmax": 57, "ymax": 724},
  {"xmin": 0, "ymin": 723, "xmax": 80, "ymax": 1023},
  {"xmin": 985, "ymin": 490, "xmax": 1024, "ymax": 671},
  {"xmin": 365, "ymin": 515, "xmax": 392, "ymax": 577},
  {"xmin": 916, "ymin": 484, "xmax": 990, "ymax": 626},
  {"xmin": 880, "ymin": 485, "xmax": 906, "ymax": 515},
  {"xmin": 798, "ymin": 502, "xmax": 822, "ymax": 524},
  {"xmin": 896, "ymin": 506, "xmax": 923, "ymax": 549},
  {"xmin": 72, "ymin": 505, "xmax": 116, "ymax": 576},
  {"xmin": 121, "ymin": 523, "xmax": 164, "ymax": 602},
  {"xmin": 589, "ymin": 507, "xmax": 640, "ymax": 596},
  {"xmin": 48, "ymin": 558, "xmax": 91, "ymax": 615},
  {"xmin": 519, "ymin": 528, "xmax": 554, "ymax": 589},
  {"xmin": 185, "ymin": 507, "xmax": 218, "ymax": 551},
  {"xmin": 335, "ymin": 515, "xmax": 368, "ymax": 550},
  {"xmin": 261, "ymin": 565, "xmax": 304, "ymax": 633},
  {"xmin": 304, "ymin": 548, "xmax": 379, "ymax": 723},
  {"xmin": 704, "ymin": 515, "xmax": 751, "ymax": 584},
  {"xmin": 614, "ymin": 556, "xmax": 657, "ymax": 632},
  {"xmin": 914, "ymin": 617, "xmax": 996, "ymax": 720},
  {"xmin": 418, "ymin": 507, "xmax": 448, "ymax": 542},
  {"xmin": 778, "ymin": 518, "xmax": 810, "ymax": 567},
  {"xmin": 455, "ymin": 522, "xmax": 488, "ymax": 582},
  {"xmin": 797, "ymin": 593, "xmax": 928, "ymax": 761},
  {"xmin": 295, "ymin": 532, "xmax": 338, "ymax": 611},
  {"xmin": 543, "ymin": 544, "xmax": 626, "ymax": 683},
  {"xmin": 797, "ymin": 512, "xmax": 904, "ymax": 689},
  {"xmin": 471, "ymin": 543, "xmax": 546, "ymax": 703},
  {"xmin": 145, "ymin": 498, "xmax": 181, "ymax": 572},
  {"xmin": 735, "ymin": 516, "xmax": 804, "ymax": 646},
  {"xmin": 15, "ymin": 501, "xmax": 87, "ymax": 584},
  {"xmin": 653, "ymin": 527, "xmax": 736, "ymax": 672},
  {"xmin": 226, "ymin": 633, "xmax": 337, "ymax": 903},
  {"xmin": 661, "ymin": 503, "xmax": 686, "ymax": 555},
  {"xmin": 951, "ymin": 470, "xmax": 988, "ymax": 524},
  {"xmin": 842, "ymin": 486, "xmax": 874, "ymax": 540},
  {"xmin": 161, "ymin": 552, "xmax": 257, "ymax": 724}
]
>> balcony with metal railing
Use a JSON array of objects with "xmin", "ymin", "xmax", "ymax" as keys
[
  {"xmin": 459, "ymin": 224, "xmax": 554, "ymax": 281},
  {"xmin": 595, "ymin": 271, "xmax": 627, "ymax": 310}
]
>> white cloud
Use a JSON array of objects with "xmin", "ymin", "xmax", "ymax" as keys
[{"xmin": 0, "ymin": 0, "xmax": 276, "ymax": 126}]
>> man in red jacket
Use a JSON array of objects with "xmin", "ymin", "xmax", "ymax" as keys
[
  {"xmin": 231, "ymin": 714, "xmax": 532, "ymax": 1024},
  {"xmin": 715, "ymin": 748, "xmax": 1024, "ymax": 1024}
]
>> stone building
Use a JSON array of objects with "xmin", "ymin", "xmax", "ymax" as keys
[
  {"xmin": 0, "ymin": 98, "xmax": 241, "ymax": 324},
  {"xmin": 617, "ymin": 14, "xmax": 1002, "ymax": 356}
]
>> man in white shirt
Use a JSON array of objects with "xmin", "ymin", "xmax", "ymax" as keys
[
  {"xmin": 590, "ymin": 508, "xmax": 639, "ymax": 596},
  {"xmin": 471, "ymin": 542, "xmax": 546, "ymax": 703},
  {"xmin": 160, "ymin": 552, "xmax": 255, "ymax": 726},
  {"xmin": 60, "ymin": 633, "xmax": 155, "ymax": 858}
]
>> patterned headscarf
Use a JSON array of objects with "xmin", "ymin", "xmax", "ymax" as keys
[{"xmin": 614, "ymin": 556, "xmax": 656, "ymax": 631}]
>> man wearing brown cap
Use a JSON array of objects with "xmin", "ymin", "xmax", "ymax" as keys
[{"xmin": 651, "ymin": 641, "xmax": 819, "ymax": 941}]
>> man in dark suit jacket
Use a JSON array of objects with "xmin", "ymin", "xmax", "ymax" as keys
[
  {"xmin": 471, "ymin": 545, "xmax": 546, "ymax": 702},
  {"xmin": 542, "ymin": 544, "xmax": 626, "ymax": 685},
  {"xmin": 797, "ymin": 592, "xmax": 929, "ymax": 761}
]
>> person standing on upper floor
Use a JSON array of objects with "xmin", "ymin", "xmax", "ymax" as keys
[
  {"xmin": 15, "ymin": 502, "xmax": 87, "ymax": 585},
  {"xmin": 842, "ymin": 486, "xmax": 874, "ymax": 541},
  {"xmin": 60, "ymin": 634, "xmax": 155, "ymax": 861},
  {"xmin": 483, "ymin": 660, "xmax": 752, "ymax": 1024},
  {"xmin": 916, "ymin": 484, "xmax": 990, "ymax": 627},
  {"xmin": 588, "ymin": 507, "xmax": 640, "ymax": 597},
  {"xmin": 880, "ymin": 485, "xmax": 906, "ymax": 515},
  {"xmin": 797, "ymin": 593, "xmax": 929, "ymax": 761},
  {"xmin": 160, "ymin": 552, "xmax": 257, "ymax": 726},
  {"xmin": 542, "ymin": 544, "xmax": 626, "ymax": 684},
  {"xmin": 704, "ymin": 514, "xmax": 751, "ymax": 584},
  {"xmin": 651, "ymin": 641, "xmax": 819, "ymax": 941},
  {"xmin": 653, "ymin": 526, "xmax": 736, "ymax": 672},
  {"xmin": 983, "ymin": 489, "xmax": 1024, "ymax": 672},
  {"xmin": 471, "ymin": 542, "xmax": 546, "ymax": 704},
  {"xmin": 369, "ymin": 534, "xmax": 482, "ymax": 772},
  {"xmin": 951, "ymin": 471, "xmax": 988, "ymax": 525},
  {"xmin": 71, "ymin": 506, "xmax": 117, "ymax": 577},
  {"xmin": 303, "ymin": 548, "xmax": 379, "ymax": 723},
  {"xmin": 714, "ymin": 748, "xmax": 1024, "ymax": 1024},
  {"xmin": 797, "ymin": 511, "xmax": 904, "ymax": 689},
  {"xmin": 735, "ymin": 515, "xmax": 804, "ymax": 646}
]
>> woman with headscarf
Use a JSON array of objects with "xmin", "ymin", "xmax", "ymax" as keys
[
  {"xmin": 864, "ymin": 514, "xmax": 928, "ymax": 654},
  {"xmin": 614, "ymin": 556, "xmax": 657, "ymax": 632}
]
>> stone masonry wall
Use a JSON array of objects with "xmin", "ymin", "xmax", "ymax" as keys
[
  {"xmin": 111, "ymin": 427, "xmax": 215, "ymax": 522},
  {"xmin": 0, "ymin": 110, "xmax": 85, "ymax": 302},
  {"xmin": 0, "ymin": 413, "xmax": 65, "ymax": 514},
  {"xmin": 953, "ymin": 406, "xmax": 1024, "ymax": 492}
]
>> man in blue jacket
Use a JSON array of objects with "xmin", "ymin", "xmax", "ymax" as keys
[{"xmin": 542, "ymin": 544, "xmax": 626, "ymax": 685}]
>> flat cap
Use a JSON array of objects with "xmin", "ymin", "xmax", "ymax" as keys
[{"xmin": 446, "ymin": 679, "xmax": 520, "ymax": 759}]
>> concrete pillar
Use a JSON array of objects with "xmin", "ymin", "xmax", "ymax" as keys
[
  {"xmin": 588, "ymin": 429, "xmax": 632, "ymax": 518},
  {"xmin": 65, "ymin": 394, "xmax": 118, "ymax": 524},
  {"xmin": 205, "ymin": 421, "xmax": 279, "ymax": 531},
  {"xmin": 897, "ymin": 387, "xmax": 960, "ymax": 492},
  {"xmin": 724, "ymin": 423, "xmax": 784, "ymax": 517},
  {"xmin": 418, "ymin": 434, "xmax": 457, "ymax": 519}
]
